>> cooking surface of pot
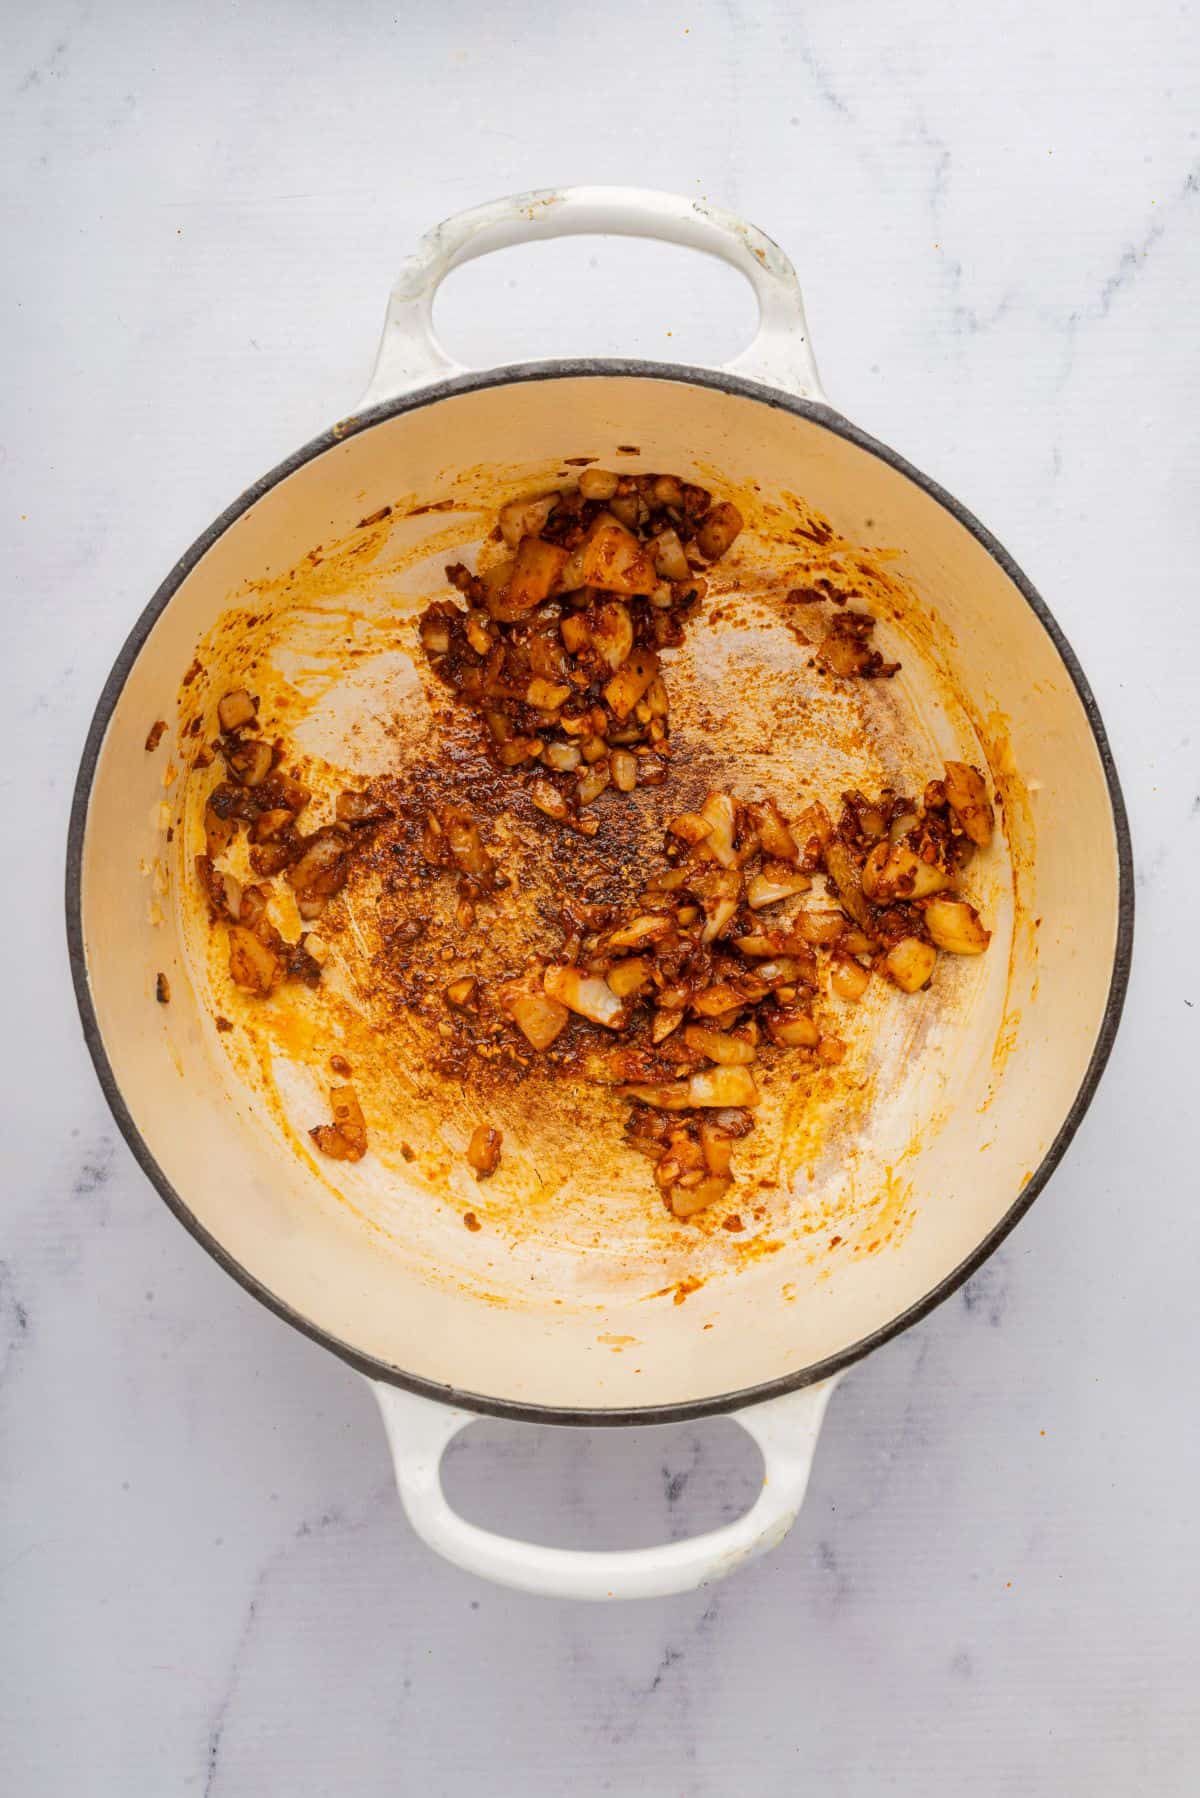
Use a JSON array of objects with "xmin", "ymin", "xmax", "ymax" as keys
[{"xmin": 71, "ymin": 374, "xmax": 1128, "ymax": 1418}]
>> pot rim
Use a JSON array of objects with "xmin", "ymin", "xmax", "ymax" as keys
[{"xmin": 65, "ymin": 358, "xmax": 1134, "ymax": 1426}]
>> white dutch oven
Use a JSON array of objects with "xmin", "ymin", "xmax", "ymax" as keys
[{"xmin": 67, "ymin": 189, "xmax": 1132, "ymax": 1600}]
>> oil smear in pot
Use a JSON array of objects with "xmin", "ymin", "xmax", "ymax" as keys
[{"xmin": 175, "ymin": 465, "xmax": 997, "ymax": 1245}]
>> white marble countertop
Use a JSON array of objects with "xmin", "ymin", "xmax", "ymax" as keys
[{"xmin": 4, "ymin": 1, "xmax": 1198, "ymax": 1791}]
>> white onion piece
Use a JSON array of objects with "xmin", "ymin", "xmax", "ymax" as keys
[
  {"xmin": 923, "ymin": 897, "xmax": 990, "ymax": 955},
  {"xmin": 544, "ymin": 965, "xmax": 627, "ymax": 1028}
]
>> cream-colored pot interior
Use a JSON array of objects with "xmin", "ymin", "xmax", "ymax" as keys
[{"xmin": 75, "ymin": 372, "xmax": 1126, "ymax": 1414}]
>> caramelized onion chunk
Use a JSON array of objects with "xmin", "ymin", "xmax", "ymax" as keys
[
  {"xmin": 228, "ymin": 925, "xmax": 284, "ymax": 995},
  {"xmin": 467, "ymin": 1124, "xmax": 502, "ymax": 1178},
  {"xmin": 943, "ymin": 761, "xmax": 995, "ymax": 846},
  {"xmin": 923, "ymin": 896, "xmax": 990, "ymax": 954},
  {"xmin": 217, "ymin": 689, "xmax": 257, "ymax": 733},
  {"xmin": 311, "ymin": 1084, "xmax": 367, "ymax": 1162}
]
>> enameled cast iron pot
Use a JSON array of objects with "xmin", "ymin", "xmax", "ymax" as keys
[{"xmin": 67, "ymin": 189, "xmax": 1133, "ymax": 1600}]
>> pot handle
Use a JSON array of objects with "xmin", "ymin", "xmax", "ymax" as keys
[
  {"xmin": 370, "ymin": 1375, "xmax": 840, "ymax": 1601},
  {"xmin": 362, "ymin": 185, "xmax": 824, "ymax": 407}
]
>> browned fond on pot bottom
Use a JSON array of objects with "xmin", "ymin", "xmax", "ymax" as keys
[{"xmin": 174, "ymin": 464, "xmax": 1014, "ymax": 1301}]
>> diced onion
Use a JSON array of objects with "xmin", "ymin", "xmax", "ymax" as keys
[
  {"xmin": 862, "ymin": 841, "xmax": 950, "ymax": 901},
  {"xmin": 603, "ymin": 649, "xmax": 659, "ymax": 721},
  {"xmin": 606, "ymin": 957, "xmax": 651, "ymax": 999},
  {"xmin": 283, "ymin": 829, "xmax": 349, "ymax": 912},
  {"xmin": 651, "ymin": 527, "xmax": 690, "ymax": 582},
  {"xmin": 620, "ymin": 1066, "xmax": 759, "ymax": 1110},
  {"xmin": 884, "ymin": 937, "xmax": 937, "ymax": 992},
  {"xmin": 560, "ymin": 614, "xmax": 591, "ymax": 654},
  {"xmin": 651, "ymin": 1008, "xmax": 683, "ymax": 1044},
  {"xmin": 700, "ymin": 895, "xmax": 739, "ymax": 945},
  {"xmin": 610, "ymin": 749, "xmax": 637, "ymax": 792},
  {"xmin": 498, "ymin": 493, "xmax": 556, "ymax": 548},
  {"xmin": 752, "ymin": 956, "xmax": 807, "ymax": 988},
  {"xmin": 696, "ymin": 501, "xmax": 743, "ymax": 560},
  {"xmin": 747, "ymin": 869, "xmax": 811, "ymax": 908},
  {"xmin": 526, "ymin": 676, "xmax": 571, "ymax": 710},
  {"xmin": 668, "ymin": 812, "xmax": 712, "ymax": 845},
  {"xmin": 530, "ymin": 779, "xmax": 569, "ymax": 821},
  {"xmin": 507, "ymin": 535, "xmax": 569, "ymax": 611},
  {"xmin": 217, "ymin": 689, "xmax": 256, "ymax": 732},
  {"xmin": 823, "ymin": 839, "xmax": 872, "ymax": 928},
  {"xmin": 698, "ymin": 792, "xmax": 738, "ymax": 867},
  {"xmin": 683, "ymin": 1025, "xmax": 756, "ymax": 1066},
  {"xmin": 670, "ymin": 1175, "xmax": 732, "ymax": 1219},
  {"xmin": 690, "ymin": 983, "xmax": 747, "ymax": 1017},
  {"xmin": 591, "ymin": 601, "xmax": 634, "ymax": 671},
  {"xmin": 544, "ymin": 964, "xmax": 627, "ymax": 1027},
  {"xmin": 943, "ymin": 761, "xmax": 995, "ymax": 846},
  {"xmin": 789, "ymin": 909, "xmax": 845, "ymax": 946},
  {"xmin": 501, "ymin": 982, "xmax": 570, "ymax": 1050},
  {"xmin": 228, "ymin": 925, "xmax": 283, "ymax": 994},
  {"xmin": 310, "ymin": 1084, "xmax": 368, "ymax": 1162},
  {"xmin": 227, "ymin": 739, "xmax": 273, "ymax": 787},
  {"xmin": 204, "ymin": 802, "xmax": 235, "ymax": 859},
  {"xmin": 577, "ymin": 762, "xmax": 611, "ymax": 805},
  {"xmin": 766, "ymin": 1009, "xmax": 820, "ymax": 1048},
  {"xmin": 830, "ymin": 953, "xmax": 870, "ymax": 1000},
  {"xmin": 578, "ymin": 468, "xmax": 619, "ymax": 501},
  {"xmin": 923, "ymin": 896, "xmax": 990, "ymax": 955},
  {"xmin": 749, "ymin": 799, "xmax": 798, "ymax": 862},
  {"xmin": 497, "ymin": 737, "xmax": 544, "ymax": 767},
  {"xmin": 606, "ymin": 913, "xmax": 674, "ymax": 950},
  {"xmin": 543, "ymin": 741, "xmax": 581, "ymax": 772},
  {"xmin": 734, "ymin": 932, "xmax": 784, "ymax": 958},
  {"xmin": 689, "ymin": 1066, "xmax": 759, "ymax": 1107},
  {"xmin": 467, "ymin": 1124, "xmax": 502, "ymax": 1177},
  {"xmin": 699, "ymin": 1123, "xmax": 734, "ymax": 1177},
  {"xmin": 574, "ymin": 521, "xmax": 657, "ymax": 595}
]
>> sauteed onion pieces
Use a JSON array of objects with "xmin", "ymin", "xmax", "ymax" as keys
[
  {"xmin": 498, "ymin": 768, "xmax": 991, "ymax": 1217},
  {"xmin": 187, "ymin": 466, "xmax": 996, "ymax": 1222},
  {"xmin": 417, "ymin": 471, "xmax": 742, "ymax": 831}
]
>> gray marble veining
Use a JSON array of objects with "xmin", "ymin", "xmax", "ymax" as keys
[{"xmin": 3, "ymin": 0, "xmax": 1198, "ymax": 1791}]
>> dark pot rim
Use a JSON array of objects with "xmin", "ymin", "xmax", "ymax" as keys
[{"xmin": 65, "ymin": 358, "xmax": 1134, "ymax": 1426}]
